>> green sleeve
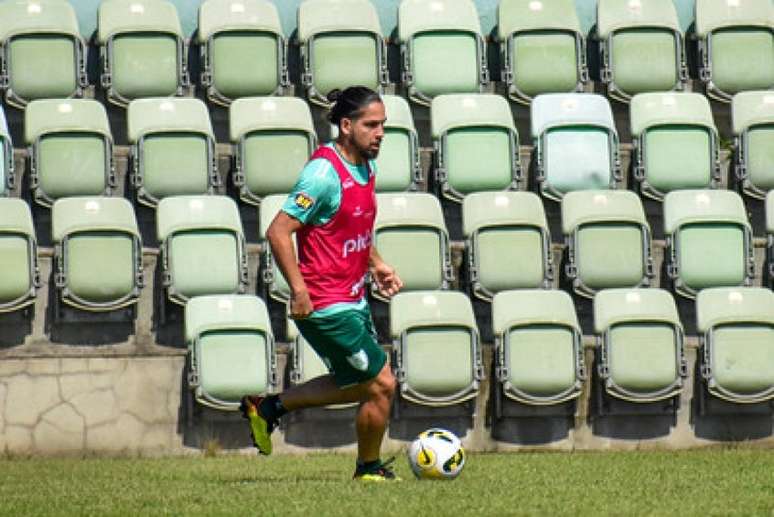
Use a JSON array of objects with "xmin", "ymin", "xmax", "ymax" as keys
[{"xmin": 281, "ymin": 158, "xmax": 342, "ymax": 226}]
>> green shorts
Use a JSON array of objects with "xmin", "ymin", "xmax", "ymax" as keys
[{"xmin": 294, "ymin": 304, "xmax": 387, "ymax": 388}]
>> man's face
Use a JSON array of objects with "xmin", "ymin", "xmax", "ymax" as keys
[{"xmin": 340, "ymin": 101, "xmax": 386, "ymax": 160}]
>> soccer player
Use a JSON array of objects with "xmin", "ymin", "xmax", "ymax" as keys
[{"xmin": 240, "ymin": 86, "xmax": 403, "ymax": 482}]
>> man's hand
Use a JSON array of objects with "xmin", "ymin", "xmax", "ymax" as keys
[
  {"xmin": 289, "ymin": 289, "xmax": 314, "ymax": 320},
  {"xmin": 371, "ymin": 262, "xmax": 403, "ymax": 298}
]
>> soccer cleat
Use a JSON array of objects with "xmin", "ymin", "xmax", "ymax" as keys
[
  {"xmin": 239, "ymin": 395, "xmax": 276, "ymax": 455},
  {"xmin": 353, "ymin": 457, "xmax": 402, "ymax": 482}
]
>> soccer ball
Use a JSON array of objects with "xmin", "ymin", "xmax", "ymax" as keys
[{"xmin": 407, "ymin": 428, "xmax": 465, "ymax": 480}]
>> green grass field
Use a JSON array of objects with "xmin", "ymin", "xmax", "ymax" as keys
[{"xmin": 2, "ymin": 449, "xmax": 773, "ymax": 516}]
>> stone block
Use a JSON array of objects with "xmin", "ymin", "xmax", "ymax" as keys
[
  {"xmin": 4, "ymin": 425, "xmax": 33, "ymax": 453},
  {"xmin": 59, "ymin": 373, "xmax": 95, "ymax": 401},
  {"xmin": 60, "ymin": 358, "xmax": 89, "ymax": 375},
  {"xmin": 0, "ymin": 360, "xmax": 27, "ymax": 377},
  {"xmin": 41, "ymin": 402, "xmax": 85, "ymax": 434},
  {"xmin": 88, "ymin": 358, "xmax": 121, "ymax": 374},
  {"xmin": 69, "ymin": 390, "xmax": 118, "ymax": 427},
  {"xmin": 27, "ymin": 360, "xmax": 61, "ymax": 376},
  {"xmin": 5, "ymin": 375, "xmax": 60, "ymax": 426}
]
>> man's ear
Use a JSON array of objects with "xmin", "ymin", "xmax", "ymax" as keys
[{"xmin": 340, "ymin": 117, "xmax": 351, "ymax": 137}]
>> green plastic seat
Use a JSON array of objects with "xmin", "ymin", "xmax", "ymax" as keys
[
  {"xmin": 597, "ymin": 0, "xmax": 686, "ymax": 102},
  {"xmin": 398, "ymin": 0, "xmax": 488, "ymax": 106},
  {"xmin": 157, "ymin": 196, "xmax": 248, "ymax": 305},
  {"xmin": 51, "ymin": 197, "xmax": 142, "ymax": 311},
  {"xmin": 630, "ymin": 93, "xmax": 720, "ymax": 200},
  {"xmin": 185, "ymin": 295, "xmax": 277, "ymax": 410},
  {"xmin": 531, "ymin": 93, "xmax": 620, "ymax": 201},
  {"xmin": 127, "ymin": 98, "xmax": 217, "ymax": 208},
  {"xmin": 463, "ymin": 192, "xmax": 552, "ymax": 300},
  {"xmin": 497, "ymin": 0, "xmax": 587, "ymax": 104},
  {"xmin": 25, "ymin": 100, "xmax": 114, "ymax": 207},
  {"xmin": 390, "ymin": 290, "xmax": 482, "ymax": 406},
  {"xmin": 375, "ymin": 95, "xmax": 420, "ymax": 192},
  {"xmin": 696, "ymin": 0, "xmax": 774, "ymax": 102},
  {"xmin": 258, "ymin": 194, "xmax": 293, "ymax": 303},
  {"xmin": 374, "ymin": 193, "xmax": 452, "ymax": 300},
  {"xmin": 764, "ymin": 191, "xmax": 774, "ymax": 286},
  {"xmin": 229, "ymin": 97, "xmax": 315, "ymax": 205},
  {"xmin": 697, "ymin": 287, "xmax": 774, "ymax": 403},
  {"xmin": 492, "ymin": 289, "xmax": 584, "ymax": 406},
  {"xmin": 431, "ymin": 94, "xmax": 521, "ymax": 201},
  {"xmin": 733, "ymin": 91, "xmax": 774, "ymax": 199},
  {"xmin": 198, "ymin": 0, "xmax": 287, "ymax": 105},
  {"xmin": 298, "ymin": 0, "xmax": 387, "ymax": 106},
  {"xmin": 664, "ymin": 190, "xmax": 754, "ymax": 299},
  {"xmin": 0, "ymin": 0, "xmax": 87, "ymax": 108},
  {"xmin": 98, "ymin": 0, "xmax": 189, "ymax": 106},
  {"xmin": 562, "ymin": 190, "xmax": 652, "ymax": 297},
  {"xmin": 0, "ymin": 199, "xmax": 38, "ymax": 313},
  {"xmin": 594, "ymin": 288, "xmax": 686, "ymax": 402},
  {"xmin": 0, "ymin": 106, "xmax": 13, "ymax": 197}
]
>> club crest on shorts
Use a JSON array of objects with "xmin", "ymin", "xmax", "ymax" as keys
[
  {"xmin": 346, "ymin": 349, "xmax": 369, "ymax": 371},
  {"xmin": 294, "ymin": 192, "xmax": 315, "ymax": 210}
]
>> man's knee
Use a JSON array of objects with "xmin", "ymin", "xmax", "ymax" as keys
[{"xmin": 368, "ymin": 365, "xmax": 396, "ymax": 401}]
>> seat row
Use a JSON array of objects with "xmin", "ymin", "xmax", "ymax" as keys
[
  {"xmin": 0, "ymin": 0, "xmax": 770, "ymax": 109},
  {"xmin": 184, "ymin": 287, "xmax": 774, "ymax": 417}
]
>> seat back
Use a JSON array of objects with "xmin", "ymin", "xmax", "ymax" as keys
[
  {"xmin": 463, "ymin": 191, "xmax": 551, "ymax": 299},
  {"xmin": 198, "ymin": 0, "xmax": 285, "ymax": 103},
  {"xmin": 375, "ymin": 95, "xmax": 420, "ymax": 192},
  {"xmin": 390, "ymin": 290, "xmax": 481, "ymax": 405},
  {"xmin": 733, "ymin": 91, "xmax": 774, "ymax": 198},
  {"xmin": 259, "ymin": 194, "xmax": 293, "ymax": 302},
  {"xmin": 0, "ymin": 198, "xmax": 37, "ymax": 312},
  {"xmin": 230, "ymin": 97, "xmax": 315, "ymax": 204},
  {"xmin": 431, "ymin": 94, "xmax": 520, "ymax": 200}
]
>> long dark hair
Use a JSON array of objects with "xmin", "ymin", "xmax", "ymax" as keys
[{"xmin": 326, "ymin": 86, "xmax": 382, "ymax": 126}]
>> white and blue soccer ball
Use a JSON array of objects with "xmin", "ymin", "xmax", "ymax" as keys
[{"xmin": 407, "ymin": 428, "xmax": 465, "ymax": 480}]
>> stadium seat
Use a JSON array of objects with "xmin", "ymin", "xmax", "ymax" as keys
[
  {"xmin": 497, "ymin": 0, "xmax": 588, "ymax": 104},
  {"xmin": 0, "ymin": 0, "xmax": 87, "ymax": 108},
  {"xmin": 597, "ymin": 0, "xmax": 687, "ymax": 103},
  {"xmin": 562, "ymin": 190, "xmax": 652, "ymax": 297},
  {"xmin": 0, "ymin": 106, "xmax": 13, "ymax": 197},
  {"xmin": 25, "ymin": 100, "xmax": 114, "ymax": 207},
  {"xmin": 198, "ymin": 0, "xmax": 287, "ymax": 105},
  {"xmin": 298, "ymin": 0, "xmax": 387, "ymax": 106},
  {"xmin": 462, "ymin": 191, "xmax": 553, "ymax": 300},
  {"xmin": 229, "ymin": 97, "xmax": 316, "ymax": 205},
  {"xmin": 0, "ymin": 199, "xmax": 39, "ymax": 313},
  {"xmin": 695, "ymin": 0, "xmax": 774, "ymax": 102},
  {"xmin": 258, "ymin": 194, "xmax": 292, "ymax": 303},
  {"xmin": 492, "ymin": 289, "xmax": 584, "ymax": 406},
  {"xmin": 398, "ymin": 0, "xmax": 488, "ymax": 105},
  {"xmin": 185, "ymin": 295, "xmax": 277, "ymax": 410},
  {"xmin": 765, "ymin": 191, "xmax": 774, "ymax": 286},
  {"xmin": 664, "ymin": 190, "xmax": 754, "ymax": 299},
  {"xmin": 594, "ymin": 288, "xmax": 686, "ymax": 402},
  {"xmin": 733, "ymin": 91, "xmax": 774, "ymax": 199},
  {"xmin": 697, "ymin": 287, "xmax": 774, "ymax": 404},
  {"xmin": 431, "ymin": 94, "xmax": 521, "ymax": 201},
  {"xmin": 390, "ymin": 290, "xmax": 483, "ymax": 406},
  {"xmin": 531, "ymin": 93, "xmax": 621, "ymax": 201},
  {"xmin": 127, "ymin": 98, "xmax": 218, "ymax": 208},
  {"xmin": 98, "ymin": 0, "xmax": 189, "ymax": 106},
  {"xmin": 156, "ymin": 196, "xmax": 248, "ymax": 306},
  {"xmin": 51, "ymin": 197, "xmax": 143, "ymax": 312},
  {"xmin": 630, "ymin": 93, "xmax": 720, "ymax": 200},
  {"xmin": 373, "ymin": 193, "xmax": 453, "ymax": 300},
  {"xmin": 374, "ymin": 95, "xmax": 420, "ymax": 192}
]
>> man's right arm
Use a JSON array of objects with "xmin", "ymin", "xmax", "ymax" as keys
[{"xmin": 266, "ymin": 212, "xmax": 314, "ymax": 319}]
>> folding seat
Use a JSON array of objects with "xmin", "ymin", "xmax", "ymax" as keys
[
  {"xmin": 51, "ymin": 197, "xmax": 142, "ymax": 312},
  {"xmin": 664, "ymin": 190, "xmax": 754, "ymax": 299},
  {"xmin": 26, "ymin": 100, "xmax": 114, "ymax": 207},
  {"xmin": 398, "ymin": 0, "xmax": 488, "ymax": 106},
  {"xmin": 98, "ymin": 0, "xmax": 189, "ymax": 106},
  {"xmin": 156, "ymin": 196, "xmax": 248, "ymax": 306},
  {"xmin": 373, "ymin": 193, "xmax": 453, "ymax": 300},
  {"xmin": 531, "ymin": 93, "xmax": 621, "ymax": 201},
  {"xmin": 497, "ymin": 0, "xmax": 588, "ymax": 104},
  {"xmin": 594, "ymin": 288, "xmax": 686, "ymax": 403},
  {"xmin": 696, "ymin": 0, "xmax": 774, "ymax": 102},
  {"xmin": 198, "ymin": 0, "xmax": 287, "ymax": 105},
  {"xmin": 391, "ymin": 290, "xmax": 483, "ymax": 406},
  {"xmin": 298, "ymin": 0, "xmax": 387, "ymax": 106},
  {"xmin": 432, "ymin": 94, "xmax": 521, "ymax": 202},
  {"xmin": 374, "ymin": 95, "xmax": 420, "ymax": 192},
  {"xmin": 258, "ymin": 194, "xmax": 292, "ymax": 303},
  {"xmin": 492, "ymin": 289, "xmax": 584, "ymax": 407},
  {"xmin": 185, "ymin": 295, "xmax": 277, "ymax": 409},
  {"xmin": 229, "ymin": 97, "xmax": 315, "ymax": 205},
  {"xmin": 128, "ymin": 98, "xmax": 218, "ymax": 208},
  {"xmin": 630, "ymin": 93, "xmax": 720, "ymax": 200},
  {"xmin": 0, "ymin": 0, "xmax": 87, "ymax": 108},
  {"xmin": 0, "ymin": 107, "xmax": 13, "ymax": 197},
  {"xmin": 733, "ymin": 91, "xmax": 774, "ymax": 199},
  {"xmin": 597, "ymin": 0, "xmax": 687, "ymax": 103},
  {"xmin": 0, "ymin": 199, "xmax": 39, "ymax": 313},
  {"xmin": 562, "ymin": 190, "xmax": 652, "ymax": 297},
  {"xmin": 462, "ymin": 191, "xmax": 552, "ymax": 301}
]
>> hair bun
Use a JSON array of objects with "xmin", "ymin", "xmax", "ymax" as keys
[{"xmin": 326, "ymin": 88, "xmax": 343, "ymax": 104}]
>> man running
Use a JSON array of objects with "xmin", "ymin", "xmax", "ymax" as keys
[{"xmin": 241, "ymin": 86, "xmax": 403, "ymax": 482}]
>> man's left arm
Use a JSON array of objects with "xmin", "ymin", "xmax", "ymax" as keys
[{"xmin": 369, "ymin": 246, "xmax": 403, "ymax": 298}]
